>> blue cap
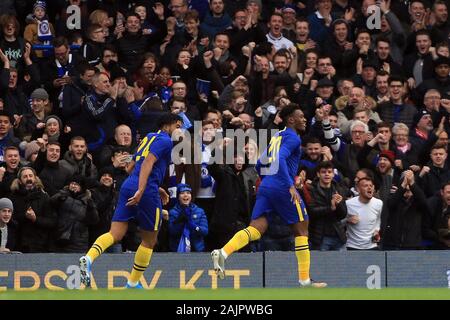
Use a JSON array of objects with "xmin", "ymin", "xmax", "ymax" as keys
[{"xmin": 177, "ymin": 183, "xmax": 192, "ymax": 197}]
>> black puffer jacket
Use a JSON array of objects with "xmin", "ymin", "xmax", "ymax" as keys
[
  {"xmin": 59, "ymin": 151, "xmax": 98, "ymax": 182},
  {"xmin": 208, "ymin": 163, "xmax": 257, "ymax": 234},
  {"xmin": 9, "ymin": 183, "xmax": 56, "ymax": 253},
  {"xmin": 383, "ymin": 184, "xmax": 429, "ymax": 249},
  {"xmin": 33, "ymin": 150, "xmax": 73, "ymax": 196},
  {"xmin": 306, "ymin": 180, "xmax": 350, "ymax": 249},
  {"xmin": 51, "ymin": 187, "xmax": 99, "ymax": 253},
  {"xmin": 90, "ymin": 184, "xmax": 117, "ymax": 245}
]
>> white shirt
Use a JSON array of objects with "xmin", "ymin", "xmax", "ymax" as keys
[
  {"xmin": 266, "ymin": 33, "xmax": 294, "ymax": 51},
  {"xmin": 345, "ymin": 196, "xmax": 383, "ymax": 249}
]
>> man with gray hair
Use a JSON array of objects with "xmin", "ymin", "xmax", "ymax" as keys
[{"xmin": 323, "ymin": 110, "xmax": 368, "ymax": 180}]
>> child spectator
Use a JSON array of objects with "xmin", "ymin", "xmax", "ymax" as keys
[
  {"xmin": 169, "ymin": 183, "xmax": 208, "ymax": 252},
  {"xmin": 24, "ymin": 1, "xmax": 55, "ymax": 58}
]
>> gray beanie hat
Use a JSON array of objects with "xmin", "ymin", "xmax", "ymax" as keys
[
  {"xmin": 0, "ymin": 198, "xmax": 13, "ymax": 211},
  {"xmin": 31, "ymin": 88, "xmax": 49, "ymax": 100}
]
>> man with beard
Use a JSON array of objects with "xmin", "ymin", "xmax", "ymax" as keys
[
  {"xmin": 422, "ymin": 89, "xmax": 442, "ymax": 126},
  {"xmin": 33, "ymin": 140, "xmax": 72, "ymax": 196},
  {"xmin": 374, "ymin": 70, "xmax": 390, "ymax": 104},
  {"xmin": 51, "ymin": 175, "xmax": 98, "ymax": 253},
  {"xmin": 60, "ymin": 136, "xmax": 97, "ymax": 182},
  {"xmin": 345, "ymin": 177, "xmax": 383, "ymax": 250},
  {"xmin": 95, "ymin": 45, "xmax": 126, "ymax": 77},
  {"xmin": 298, "ymin": 137, "xmax": 334, "ymax": 182},
  {"xmin": 9, "ymin": 167, "xmax": 55, "ymax": 252},
  {"xmin": 429, "ymin": 1, "xmax": 449, "ymax": 45},
  {"xmin": 383, "ymin": 170, "xmax": 428, "ymax": 250},
  {"xmin": 409, "ymin": 109, "xmax": 436, "ymax": 153}
]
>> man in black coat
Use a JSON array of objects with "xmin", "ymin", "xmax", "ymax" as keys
[
  {"xmin": 89, "ymin": 167, "xmax": 121, "ymax": 251},
  {"xmin": 383, "ymin": 170, "xmax": 429, "ymax": 250},
  {"xmin": 418, "ymin": 144, "xmax": 450, "ymax": 198},
  {"xmin": 61, "ymin": 62, "xmax": 95, "ymax": 132},
  {"xmin": 306, "ymin": 161, "xmax": 350, "ymax": 251},
  {"xmin": 115, "ymin": 10, "xmax": 166, "ymax": 74},
  {"xmin": 402, "ymin": 30, "xmax": 434, "ymax": 88},
  {"xmin": 207, "ymin": 151, "xmax": 257, "ymax": 250},
  {"xmin": 425, "ymin": 181, "xmax": 450, "ymax": 249},
  {"xmin": 9, "ymin": 167, "xmax": 56, "ymax": 252},
  {"xmin": 51, "ymin": 175, "xmax": 98, "ymax": 253},
  {"xmin": 33, "ymin": 140, "xmax": 73, "ymax": 196}
]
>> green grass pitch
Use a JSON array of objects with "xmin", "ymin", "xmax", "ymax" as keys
[{"xmin": 1, "ymin": 288, "xmax": 449, "ymax": 300}]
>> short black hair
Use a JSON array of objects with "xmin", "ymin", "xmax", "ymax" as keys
[
  {"xmin": 388, "ymin": 75, "xmax": 405, "ymax": 85},
  {"xmin": 279, "ymin": 103, "xmax": 300, "ymax": 123},
  {"xmin": 440, "ymin": 180, "xmax": 450, "ymax": 190},
  {"xmin": 158, "ymin": 113, "xmax": 183, "ymax": 128},
  {"xmin": 0, "ymin": 111, "xmax": 12, "ymax": 123},
  {"xmin": 305, "ymin": 136, "xmax": 322, "ymax": 146},
  {"xmin": 316, "ymin": 160, "xmax": 334, "ymax": 173}
]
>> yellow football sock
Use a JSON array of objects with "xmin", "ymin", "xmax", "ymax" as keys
[
  {"xmin": 87, "ymin": 232, "xmax": 115, "ymax": 262},
  {"xmin": 295, "ymin": 236, "xmax": 310, "ymax": 282},
  {"xmin": 129, "ymin": 245, "xmax": 153, "ymax": 284},
  {"xmin": 223, "ymin": 226, "xmax": 261, "ymax": 256}
]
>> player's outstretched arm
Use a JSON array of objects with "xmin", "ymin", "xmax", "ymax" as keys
[{"xmin": 126, "ymin": 153, "xmax": 157, "ymax": 206}]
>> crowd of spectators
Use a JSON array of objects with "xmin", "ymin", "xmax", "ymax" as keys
[{"xmin": 0, "ymin": 0, "xmax": 449, "ymax": 254}]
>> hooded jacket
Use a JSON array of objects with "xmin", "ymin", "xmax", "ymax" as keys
[{"xmin": 169, "ymin": 202, "xmax": 208, "ymax": 252}]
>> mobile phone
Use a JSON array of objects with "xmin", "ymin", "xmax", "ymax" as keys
[{"xmin": 123, "ymin": 155, "xmax": 133, "ymax": 163}]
